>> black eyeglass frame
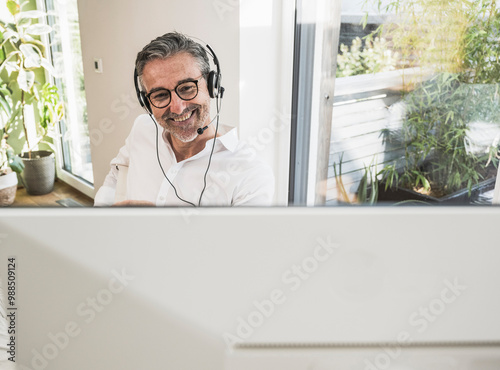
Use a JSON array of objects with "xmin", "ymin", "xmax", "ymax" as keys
[{"xmin": 145, "ymin": 76, "xmax": 204, "ymax": 109}]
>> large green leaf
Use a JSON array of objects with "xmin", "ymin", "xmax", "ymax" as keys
[
  {"xmin": 2, "ymin": 29, "xmax": 19, "ymax": 43},
  {"xmin": 0, "ymin": 98, "xmax": 11, "ymax": 118},
  {"xmin": 17, "ymin": 68, "xmax": 35, "ymax": 92},
  {"xmin": 40, "ymin": 58, "xmax": 56, "ymax": 77},
  {"xmin": 23, "ymin": 37, "xmax": 46, "ymax": 52},
  {"xmin": 0, "ymin": 87, "xmax": 12, "ymax": 118},
  {"xmin": 6, "ymin": 149, "xmax": 24, "ymax": 174},
  {"xmin": 6, "ymin": 1, "xmax": 20, "ymax": 16},
  {"xmin": 25, "ymin": 23, "xmax": 52, "ymax": 36},
  {"xmin": 4, "ymin": 61, "xmax": 19, "ymax": 74},
  {"xmin": 20, "ymin": 44, "xmax": 41, "ymax": 68},
  {"xmin": 17, "ymin": 17, "xmax": 31, "ymax": 27},
  {"xmin": 17, "ymin": 10, "xmax": 45, "ymax": 19},
  {"xmin": 39, "ymin": 139, "xmax": 56, "ymax": 152},
  {"xmin": 0, "ymin": 85, "xmax": 11, "ymax": 95},
  {"xmin": 23, "ymin": 33, "xmax": 35, "ymax": 42}
]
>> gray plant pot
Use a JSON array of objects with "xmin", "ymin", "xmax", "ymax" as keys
[{"xmin": 20, "ymin": 150, "xmax": 55, "ymax": 195}]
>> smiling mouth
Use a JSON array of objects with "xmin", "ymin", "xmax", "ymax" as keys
[{"xmin": 170, "ymin": 110, "xmax": 195, "ymax": 122}]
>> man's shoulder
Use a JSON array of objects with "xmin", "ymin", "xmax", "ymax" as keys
[
  {"xmin": 216, "ymin": 127, "xmax": 271, "ymax": 165},
  {"xmin": 219, "ymin": 136, "xmax": 273, "ymax": 179},
  {"xmin": 132, "ymin": 114, "xmax": 156, "ymax": 130},
  {"xmin": 128, "ymin": 114, "xmax": 157, "ymax": 138}
]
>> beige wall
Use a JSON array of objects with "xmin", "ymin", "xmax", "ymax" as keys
[{"xmin": 77, "ymin": 0, "xmax": 239, "ymax": 194}]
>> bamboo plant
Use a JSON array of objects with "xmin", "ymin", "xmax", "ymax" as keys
[{"xmin": 367, "ymin": 0, "xmax": 500, "ymax": 196}]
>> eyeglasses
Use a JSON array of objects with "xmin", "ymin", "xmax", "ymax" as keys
[{"xmin": 146, "ymin": 76, "xmax": 203, "ymax": 109}]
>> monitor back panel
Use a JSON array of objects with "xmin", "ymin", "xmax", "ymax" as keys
[{"xmin": 0, "ymin": 207, "xmax": 499, "ymax": 369}]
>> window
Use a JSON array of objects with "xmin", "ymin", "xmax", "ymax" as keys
[
  {"xmin": 42, "ymin": 0, "xmax": 93, "ymax": 189},
  {"xmin": 290, "ymin": 0, "xmax": 500, "ymax": 206}
]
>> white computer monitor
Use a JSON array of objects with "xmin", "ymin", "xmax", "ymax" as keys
[{"xmin": 0, "ymin": 207, "xmax": 499, "ymax": 370}]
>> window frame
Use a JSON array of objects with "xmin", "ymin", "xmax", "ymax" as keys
[
  {"xmin": 36, "ymin": 0, "xmax": 94, "ymax": 198},
  {"xmin": 288, "ymin": 0, "xmax": 340, "ymax": 206}
]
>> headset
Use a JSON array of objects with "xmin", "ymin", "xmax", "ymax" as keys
[{"xmin": 133, "ymin": 39, "xmax": 225, "ymax": 207}]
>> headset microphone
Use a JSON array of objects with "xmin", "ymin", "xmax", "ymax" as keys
[{"xmin": 196, "ymin": 103, "xmax": 223, "ymax": 135}]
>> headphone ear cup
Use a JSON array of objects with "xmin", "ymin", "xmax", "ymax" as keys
[
  {"xmin": 134, "ymin": 68, "xmax": 153, "ymax": 114},
  {"xmin": 207, "ymin": 70, "xmax": 219, "ymax": 98},
  {"xmin": 140, "ymin": 92, "xmax": 152, "ymax": 114}
]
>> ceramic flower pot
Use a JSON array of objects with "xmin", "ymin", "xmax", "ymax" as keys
[
  {"xmin": 20, "ymin": 150, "xmax": 55, "ymax": 195},
  {"xmin": 0, "ymin": 168, "xmax": 18, "ymax": 206}
]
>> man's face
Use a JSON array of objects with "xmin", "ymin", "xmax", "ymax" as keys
[{"xmin": 141, "ymin": 52, "xmax": 210, "ymax": 143}]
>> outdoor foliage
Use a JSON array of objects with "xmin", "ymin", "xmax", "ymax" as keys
[
  {"xmin": 333, "ymin": 154, "xmax": 379, "ymax": 204},
  {"xmin": 381, "ymin": 73, "xmax": 500, "ymax": 194},
  {"xmin": 336, "ymin": 36, "xmax": 398, "ymax": 77},
  {"xmin": 363, "ymin": 0, "xmax": 500, "ymax": 197}
]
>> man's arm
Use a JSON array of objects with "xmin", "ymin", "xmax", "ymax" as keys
[{"xmin": 93, "ymin": 143, "xmax": 130, "ymax": 207}]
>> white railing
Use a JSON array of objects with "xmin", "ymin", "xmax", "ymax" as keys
[{"xmin": 326, "ymin": 68, "xmax": 426, "ymax": 203}]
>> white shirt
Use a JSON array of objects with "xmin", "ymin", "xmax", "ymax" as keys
[{"xmin": 94, "ymin": 114, "xmax": 275, "ymax": 206}]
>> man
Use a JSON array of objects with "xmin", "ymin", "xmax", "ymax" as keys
[{"xmin": 94, "ymin": 32, "xmax": 274, "ymax": 206}]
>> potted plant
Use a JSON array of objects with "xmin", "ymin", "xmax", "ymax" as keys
[
  {"xmin": 368, "ymin": 0, "xmax": 500, "ymax": 203},
  {"xmin": 0, "ymin": 82, "xmax": 24, "ymax": 206},
  {"xmin": 0, "ymin": 0, "xmax": 63, "ymax": 195},
  {"xmin": 378, "ymin": 73, "xmax": 500, "ymax": 203}
]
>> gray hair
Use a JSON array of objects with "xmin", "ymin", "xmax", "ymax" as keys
[{"xmin": 135, "ymin": 32, "xmax": 210, "ymax": 89}]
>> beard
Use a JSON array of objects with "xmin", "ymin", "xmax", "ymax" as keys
[{"xmin": 157, "ymin": 100, "xmax": 210, "ymax": 143}]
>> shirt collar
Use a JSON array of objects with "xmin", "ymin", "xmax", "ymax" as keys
[{"xmin": 215, "ymin": 125, "xmax": 238, "ymax": 153}]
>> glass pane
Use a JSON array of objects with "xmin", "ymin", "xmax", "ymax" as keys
[
  {"xmin": 324, "ymin": 0, "xmax": 500, "ymax": 206},
  {"xmin": 45, "ymin": 0, "xmax": 93, "ymax": 184},
  {"xmin": 289, "ymin": 0, "xmax": 339, "ymax": 206}
]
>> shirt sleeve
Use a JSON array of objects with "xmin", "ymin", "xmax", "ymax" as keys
[
  {"xmin": 231, "ymin": 161, "xmax": 275, "ymax": 206},
  {"xmin": 93, "ymin": 135, "xmax": 131, "ymax": 207}
]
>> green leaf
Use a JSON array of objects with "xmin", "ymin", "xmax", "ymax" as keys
[
  {"xmin": 40, "ymin": 58, "xmax": 56, "ymax": 77},
  {"xmin": 2, "ymin": 29, "xmax": 19, "ymax": 43},
  {"xmin": 17, "ymin": 10, "xmax": 45, "ymax": 19},
  {"xmin": 33, "ymin": 84, "xmax": 40, "ymax": 100},
  {"xmin": 0, "ymin": 93, "xmax": 12, "ymax": 117},
  {"xmin": 25, "ymin": 23, "xmax": 52, "ymax": 36},
  {"xmin": 19, "ymin": 0, "xmax": 30, "ymax": 9},
  {"xmin": 421, "ymin": 177, "xmax": 431, "ymax": 191},
  {"xmin": 6, "ymin": 1, "xmax": 20, "ymax": 16},
  {"xmin": 17, "ymin": 17, "xmax": 31, "ymax": 27},
  {"xmin": 39, "ymin": 139, "xmax": 56, "ymax": 152},
  {"xmin": 4, "ymin": 61, "xmax": 19, "ymax": 74},
  {"xmin": 445, "ymin": 111, "xmax": 454, "ymax": 124},
  {"xmin": 17, "ymin": 68, "xmax": 35, "ymax": 92},
  {"xmin": 361, "ymin": 12, "xmax": 368, "ymax": 29},
  {"xmin": 22, "ymin": 33, "xmax": 35, "ymax": 42},
  {"xmin": 9, "ymin": 156, "xmax": 24, "ymax": 173},
  {"xmin": 369, "ymin": 177, "xmax": 378, "ymax": 204},
  {"xmin": 358, "ymin": 169, "xmax": 368, "ymax": 202},
  {"xmin": 24, "ymin": 38, "xmax": 46, "ymax": 52},
  {"xmin": 20, "ymin": 44, "xmax": 42, "ymax": 68},
  {"xmin": 6, "ymin": 149, "xmax": 24, "ymax": 174}
]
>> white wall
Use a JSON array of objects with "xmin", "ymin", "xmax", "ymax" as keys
[
  {"xmin": 239, "ymin": 0, "xmax": 294, "ymax": 205},
  {"xmin": 78, "ymin": 0, "xmax": 239, "ymax": 196}
]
